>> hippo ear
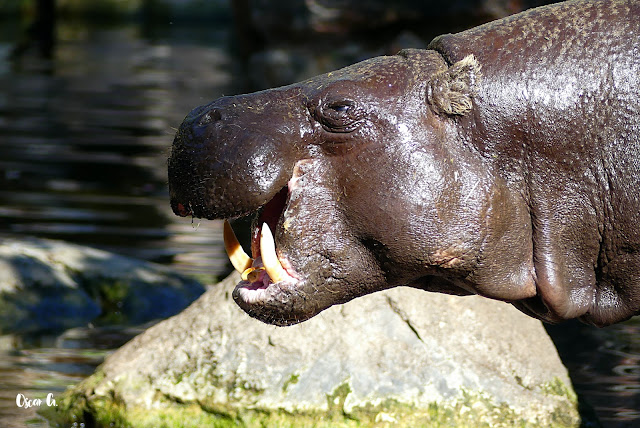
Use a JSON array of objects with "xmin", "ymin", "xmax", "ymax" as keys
[{"xmin": 427, "ymin": 55, "xmax": 481, "ymax": 116}]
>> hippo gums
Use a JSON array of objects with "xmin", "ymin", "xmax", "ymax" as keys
[{"xmin": 169, "ymin": 0, "xmax": 640, "ymax": 327}]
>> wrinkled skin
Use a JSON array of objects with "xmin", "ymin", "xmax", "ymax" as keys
[{"xmin": 169, "ymin": 0, "xmax": 640, "ymax": 327}]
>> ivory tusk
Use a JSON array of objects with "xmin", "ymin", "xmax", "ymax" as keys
[
  {"xmin": 260, "ymin": 223, "xmax": 287, "ymax": 283},
  {"xmin": 223, "ymin": 220, "xmax": 253, "ymax": 273}
]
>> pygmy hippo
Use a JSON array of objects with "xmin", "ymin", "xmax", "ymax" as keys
[{"xmin": 168, "ymin": 0, "xmax": 640, "ymax": 327}]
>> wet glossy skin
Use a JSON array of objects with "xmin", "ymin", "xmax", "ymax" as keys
[{"xmin": 169, "ymin": 0, "xmax": 640, "ymax": 327}]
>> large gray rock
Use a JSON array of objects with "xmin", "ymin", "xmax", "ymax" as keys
[
  {"xmin": 49, "ymin": 272, "xmax": 583, "ymax": 427},
  {"xmin": 0, "ymin": 237, "xmax": 204, "ymax": 333}
]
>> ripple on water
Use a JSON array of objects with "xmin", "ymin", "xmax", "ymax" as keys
[
  {"xmin": 0, "ymin": 325, "xmax": 149, "ymax": 427},
  {"xmin": 547, "ymin": 316, "xmax": 640, "ymax": 427}
]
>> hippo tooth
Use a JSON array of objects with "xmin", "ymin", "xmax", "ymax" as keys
[
  {"xmin": 260, "ymin": 223, "xmax": 286, "ymax": 283},
  {"xmin": 223, "ymin": 220, "xmax": 253, "ymax": 273},
  {"xmin": 241, "ymin": 266, "xmax": 264, "ymax": 282}
]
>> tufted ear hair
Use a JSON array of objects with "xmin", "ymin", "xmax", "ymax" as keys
[{"xmin": 427, "ymin": 55, "xmax": 481, "ymax": 116}]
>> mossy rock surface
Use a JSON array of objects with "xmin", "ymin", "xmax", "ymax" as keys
[{"xmin": 45, "ymin": 273, "xmax": 588, "ymax": 427}]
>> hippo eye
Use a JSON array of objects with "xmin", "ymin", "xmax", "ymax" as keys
[
  {"xmin": 330, "ymin": 103, "xmax": 351, "ymax": 113},
  {"xmin": 317, "ymin": 99, "xmax": 364, "ymax": 133}
]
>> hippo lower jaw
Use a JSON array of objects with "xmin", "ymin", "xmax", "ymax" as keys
[
  {"xmin": 229, "ymin": 235, "xmax": 312, "ymax": 326},
  {"xmin": 226, "ymin": 222, "xmax": 300, "ymax": 305},
  {"xmin": 221, "ymin": 186, "xmax": 306, "ymax": 323}
]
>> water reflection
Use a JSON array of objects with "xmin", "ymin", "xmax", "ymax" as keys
[
  {"xmin": 0, "ymin": 325, "xmax": 147, "ymax": 427},
  {"xmin": 547, "ymin": 317, "xmax": 640, "ymax": 427},
  {"xmin": 0, "ymin": 22, "xmax": 233, "ymax": 280}
]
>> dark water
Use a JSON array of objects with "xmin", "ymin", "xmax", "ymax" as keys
[
  {"xmin": 0, "ymin": 325, "xmax": 148, "ymax": 428},
  {"xmin": 0, "ymin": 21, "xmax": 232, "ymax": 280},
  {"xmin": 547, "ymin": 318, "xmax": 640, "ymax": 427},
  {"xmin": 0, "ymin": 10, "xmax": 638, "ymax": 428}
]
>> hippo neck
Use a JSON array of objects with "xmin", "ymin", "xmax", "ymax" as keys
[
  {"xmin": 429, "ymin": 0, "xmax": 640, "ymax": 326},
  {"xmin": 429, "ymin": 0, "xmax": 638, "ymax": 179}
]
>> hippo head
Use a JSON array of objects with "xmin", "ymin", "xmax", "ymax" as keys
[{"xmin": 168, "ymin": 49, "xmax": 535, "ymax": 326}]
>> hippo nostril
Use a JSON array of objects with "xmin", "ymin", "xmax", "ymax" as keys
[{"xmin": 199, "ymin": 108, "xmax": 222, "ymax": 126}]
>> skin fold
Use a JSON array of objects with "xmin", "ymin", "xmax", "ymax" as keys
[{"xmin": 169, "ymin": 0, "xmax": 640, "ymax": 327}]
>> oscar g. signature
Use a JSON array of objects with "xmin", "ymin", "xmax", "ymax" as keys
[{"xmin": 15, "ymin": 393, "xmax": 58, "ymax": 409}]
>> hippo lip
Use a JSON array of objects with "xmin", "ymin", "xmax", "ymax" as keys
[{"xmin": 233, "ymin": 256, "xmax": 300, "ymax": 305}]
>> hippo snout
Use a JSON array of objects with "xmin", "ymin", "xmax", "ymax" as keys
[{"xmin": 168, "ymin": 94, "xmax": 302, "ymax": 221}]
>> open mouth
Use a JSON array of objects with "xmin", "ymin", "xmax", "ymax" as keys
[{"xmin": 223, "ymin": 187, "xmax": 299, "ymax": 304}]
